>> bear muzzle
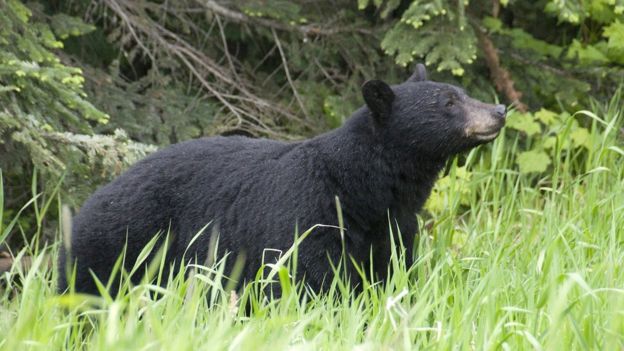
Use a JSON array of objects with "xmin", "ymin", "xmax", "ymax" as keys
[{"xmin": 463, "ymin": 102, "xmax": 506, "ymax": 142}]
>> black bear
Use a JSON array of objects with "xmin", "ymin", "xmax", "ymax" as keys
[{"xmin": 58, "ymin": 64, "xmax": 506, "ymax": 295}]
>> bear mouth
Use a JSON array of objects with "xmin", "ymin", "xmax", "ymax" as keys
[
  {"xmin": 473, "ymin": 130, "xmax": 501, "ymax": 141},
  {"xmin": 465, "ymin": 117, "xmax": 505, "ymax": 142}
]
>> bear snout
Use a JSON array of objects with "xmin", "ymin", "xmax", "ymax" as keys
[
  {"xmin": 493, "ymin": 104, "xmax": 507, "ymax": 119},
  {"xmin": 463, "ymin": 102, "xmax": 506, "ymax": 142}
]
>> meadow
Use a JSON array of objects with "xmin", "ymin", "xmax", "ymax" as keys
[{"xmin": 1, "ymin": 96, "xmax": 623, "ymax": 350}]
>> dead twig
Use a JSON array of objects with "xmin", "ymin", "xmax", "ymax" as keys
[
  {"xmin": 473, "ymin": 24, "xmax": 528, "ymax": 112},
  {"xmin": 272, "ymin": 28, "xmax": 310, "ymax": 120},
  {"xmin": 197, "ymin": 0, "xmax": 373, "ymax": 37},
  {"xmin": 492, "ymin": 0, "xmax": 500, "ymax": 18},
  {"xmin": 105, "ymin": 0, "xmax": 156, "ymax": 63},
  {"xmin": 215, "ymin": 15, "xmax": 242, "ymax": 85},
  {"xmin": 102, "ymin": 0, "xmax": 308, "ymax": 136}
]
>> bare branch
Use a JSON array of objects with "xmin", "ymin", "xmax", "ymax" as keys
[
  {"xmin": 492, "ymin": 0, "xmax": 500, "ymax": 18},
  {"xmin": 197, "ymin": 0, "xmax": 373, "ymax": 37},
  {"xmin": 272, "ymin": 28, "xmax": 310, "ymax": 120},
  {"xmin": 215, "ymin": 15, "xmax": 241, "ymax": 84},
  {"xmin": 473, "ymin": 24, "xmax": 528, "ymax": 112},
  {"xmin": 101, "ymin": 0, "xmax": 310, "ymax": 137},
  {"xmin": 105, "ymin": 0, "xmax": 157, "ymax": 63}
]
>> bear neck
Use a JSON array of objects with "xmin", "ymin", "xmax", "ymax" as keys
[{"xmin": 308, "ymin": 108, "xmax": 447, "ymax": 227}]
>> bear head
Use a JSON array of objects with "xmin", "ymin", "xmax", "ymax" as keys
[{"xmin": 362, "ymin": 64, "xmax": 506, "ymax": 159}]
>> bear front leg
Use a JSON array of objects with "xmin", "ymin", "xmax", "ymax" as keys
[{"xmin": 293, "ymin": 232, "xmax": 363, "ymax": 294}]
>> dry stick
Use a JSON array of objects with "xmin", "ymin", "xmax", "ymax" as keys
[
  {"xmin": 272, "ymin": 61, "xmax": 317, "ymax": 101},
  {"xmin": 103, "ymin": 1, "xmax": 238, "ymax": 97},
  {"xmin": 104, "ymin": 0, "xmax": 301, "ymax": 135},
  {"xmin": 474, "ymin": 24, "xmax": 528, "ymax": 112},
  {"xmin": 313, "ymin": 57, "xmax": 339, "ymax": 87},
  {"xmin": 215, "ymin": 15, "xmax": 242, "ymax": 84},
  {"xmin": 105, "ymin": 0, "xmax": 328, "ymax": 137},
  {"xmin": 175, "ymin": 50, "xmax": 286, "ymax": 137},
  {"xmin": 176, "ymin": 52, "xmax": 257, "ymax": 129},
  {"xmin": 198, "ymin": 0, "xmax": 372, "ymax": 37},
  {"xmin": 106, "ymin": 0, "xmax": 156, "ymax": 63},
  {"xmin": 252, "ymin": 44, "xmax": 278, "ymax": 75},
  {"xmin": 106, "ymin": 3, "xmax": 278, "ymax": 104},
  {"xmin": 272, "ymin": 28, "xmax": 310, "ymax": 121},
  {"xmin": 155, "ymin": 3, "xmax": 239, "ymax": 74},
  {"xmin": 150, "ymin": 20, "xmax": 242, "ymax": 93},
  {"xmin": 170, "ymin": 47, "xmax": 292, "ymax": 134},
  {"xmin": 148, "ymin": 7, "xmax": 301, "ymax": 122},
  {"xmin": 492, "ymin": 0, "xmax": 500, "ymax": 18}
]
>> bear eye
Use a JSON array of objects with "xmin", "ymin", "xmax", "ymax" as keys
[{"xmin": 445, "ymin": 93, "xmax": 459, "ymax": 108}]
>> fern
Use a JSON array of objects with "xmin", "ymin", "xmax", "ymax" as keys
[{"xmin": 378, "ymin": 0, "xmax": 475, "ymax": 76}]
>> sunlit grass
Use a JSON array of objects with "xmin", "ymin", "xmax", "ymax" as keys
[{"xmin": 1, "ymin": 96, "xmax": 623, "ymax": 350}]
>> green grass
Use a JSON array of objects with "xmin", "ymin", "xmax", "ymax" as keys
[{"xmin": 1, "ymin": 98, "xmax": 623, "ymax": 350}]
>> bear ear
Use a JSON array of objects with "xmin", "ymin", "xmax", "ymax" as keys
[
  {"xmin": 362, "ymin": 79, "xmax": 395, "ymax": 121},
  {"xmin": 408, "ymin": 63, "xmax": 428, "ymax": 82}
]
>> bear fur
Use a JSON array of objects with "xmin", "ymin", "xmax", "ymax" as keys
[{"xmin": 58, "ymin": 64, "xmax": 506, "ymax": 295}]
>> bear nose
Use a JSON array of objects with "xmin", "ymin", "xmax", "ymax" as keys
[{"xmin": 494, "ymin": 104, "xmax": 507, "ymax": 119}]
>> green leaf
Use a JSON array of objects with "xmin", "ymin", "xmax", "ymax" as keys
[
  {"xmin": 545, "ymin": 0, "xmax": 584, "ymax": 24},
  {"xmin": 380, "ymin": 0, "xmax": 401, "ymax": 19},
  {"xmin": 401, "ymin": 0, "xmax": 445, "ymax": 29},
  {"xmin": 482, "ymin": 17, "xmax": 503, "ymax": 33},
  {"xmin": 7, "ymin": 0, "xmax": 31, "ymax": 23},
  {"xmin": 425, "ymin": 189, "xmax": 444, "ymax": 213},
  {"xmin": 506, "ymin": 111, "xmax": 541, "ymax": 136},
  {"xmin": 543, "ymin": 136, "xmax": 558, "ymax": 150},
  {"xmin": 50, "ymin": 14, "xmax": 96, "ymax": 39},
  {"xmin": 566, "ymin": 40, "xmax": 610, "ymax": 65},
  {"xmin": 425, "ymin": 165, "xmax": 472, "ymax": 213},
  {"xmin": 506, "ymin": 28, "xmax": 563, "ymax": 58},
  {"xmin": 588, "ymin": 0, "xmax": 618, "ymax": 23},
  {"xmin": 516, "ymin": 149, "xmax": 552, "ymax": 174},
  {"xmin": 534, "ymin": 108, "xmax": 558, "ymax": 126},
  {"xmin": 382, "ymin": 9, "xmax": 477, "ymax": 73},
  {"xmin": 570, "ymin": 128, "xmax": 590, "ymax": 149},
  {"xmin": 323, "ymin": 95, "xmax": 351, "ymax": 128},
  {"xmin": 603, "ymin": 20, "xmax": 624, "ymax": 64}
]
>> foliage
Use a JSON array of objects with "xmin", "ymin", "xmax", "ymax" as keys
[
  {"xmin": 0, "ymin": 0, "xmax": 155, "ymax": 213},
  {"xmin": 370, "ymin": 0, "xmax": 478, "ymax": 76},
  {"xmin": 425, "ymin": 90, "xmax": 624, "ymax": 218},
  {"xmin": 506, "ymin": 108, "xmax": 592, "ymax": 174},
  {"xmin": 426, "ymin": 164, "xmax": 473, "ymax": 213},
  {"xmin": 83, "ymin": 0, "xmax": 382, "ymax": 139},
  {"xmin": 362, "ymin": 0, "xmax": 624, "ymax": 110}
]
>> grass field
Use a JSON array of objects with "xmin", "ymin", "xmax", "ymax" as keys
[{"xmin": 1, "ymin": 97, "xmax": 623, "ymax": 350}]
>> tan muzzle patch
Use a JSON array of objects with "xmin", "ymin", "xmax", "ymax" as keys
[{"xmin": 463, "ymin": 100, "xmax": 505, "ymax": 141}]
